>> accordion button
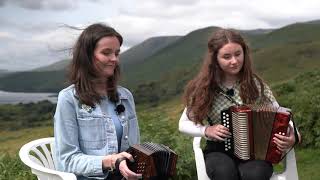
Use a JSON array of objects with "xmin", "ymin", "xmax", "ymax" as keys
[
  {"xmin": 282, "ymin": 132, "xmax": 285, "ymax": 135},
  {"xmin": 226, "ymin": 114, "xmax": 229, "ymax": 117},
  {"xmin": 225, "ymin": 148, "xmax": 228, "ymax": 151}
]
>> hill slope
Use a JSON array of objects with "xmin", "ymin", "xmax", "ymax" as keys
[{"xmin": 0, "ymin": 20, "xmax": 319, "ymax": 99}]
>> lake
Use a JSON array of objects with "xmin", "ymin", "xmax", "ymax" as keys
[{"xmin": 0, "ymin": 90, "xmax": 57, "ymax": 104}]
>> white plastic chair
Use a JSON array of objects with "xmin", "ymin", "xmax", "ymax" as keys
[
  {"xmin": 193, "ymin": 137, "xmax": 299, "ymax": 180},
  {"xmin": 19, "ymin": 137, "xmax": 77, "ymax": 180}
]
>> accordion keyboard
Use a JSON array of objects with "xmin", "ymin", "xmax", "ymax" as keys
[{"xmin": 221, "ymin": 110, "xmax": 233, "ymax": 152}]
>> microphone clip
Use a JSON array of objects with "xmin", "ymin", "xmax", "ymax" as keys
[
  {"xmin": 115, "ymin": 104, "xmax": 125, "ymax": 114},
  {"xmin": 226, "ymin": 89, "xmax": 235, "ymax": 96}
]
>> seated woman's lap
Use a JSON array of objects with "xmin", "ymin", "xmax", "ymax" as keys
[
  {"xmin": 204, "ymin": 148, "xmax": 273, "ymax": 180},
  {"xmin": 238, "ymin": 160, "xmax": 273, "ymax": 180}
]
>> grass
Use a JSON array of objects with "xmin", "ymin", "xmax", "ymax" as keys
[
  {"xmin": 0, "ymin": 126, "xmax": 53, "ymax": 155},
  {"xmin": 295, "ymin": 148, "xmax": 320, "ymax": 180},
  {"xmin": 0, "ymin": 97, "xmax": 319, "ymax": 179}
]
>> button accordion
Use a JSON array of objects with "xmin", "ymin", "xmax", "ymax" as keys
[
  {"xmin": 126, "ymin": 142, "xmax": 178, "ymax": 180},
  {"xmin": 220, "ymin": 104, "xmax": 291, "ymax": 164}
]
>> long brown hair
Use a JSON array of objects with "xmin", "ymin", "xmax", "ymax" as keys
[
  {"xmin": 183, "ymin": 28, "xmax": 266, "ymax": 124},
  {"xmin": 68, "ymin": 23, "xmax": 123, "ymax": 107}
]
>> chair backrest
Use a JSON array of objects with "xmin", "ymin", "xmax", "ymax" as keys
[{"xmin": 19, "ymin": 137, "xmax": 77, "ymax": 180}]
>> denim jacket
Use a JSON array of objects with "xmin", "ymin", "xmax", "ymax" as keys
[{"xmin": 53, "ymin": 85, "xmax": 140, "ymax": 179}]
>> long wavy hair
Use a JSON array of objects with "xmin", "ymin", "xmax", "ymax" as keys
[
  {"xmin": 183, "ymin": 28, "xmax": 266, "ymax": 124},
  {"xmin": 68, "ymin": 23, "xmax": 123, "ymax": 106}
]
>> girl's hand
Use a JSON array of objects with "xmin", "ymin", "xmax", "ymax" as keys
[
  {"xmin": 205, "ymin": 124, "xmax": 231, "ymax": 141},
  {"xmin": 273, "ymin": 125, "xmax": 296, "ymax": 152}
]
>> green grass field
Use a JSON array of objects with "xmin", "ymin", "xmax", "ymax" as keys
[{"xmin": 0, "ymin": 96, "xmax": 319, "ymax": 180}]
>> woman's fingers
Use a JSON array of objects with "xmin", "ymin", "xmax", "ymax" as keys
[
  {"xmin": 119, "ymin": 160, "xmax": 142, "ymax": 180},
  {"xmin": 119, "ymin": 152, "xmax": 134, "ymax": 162},
  {"xmin": 273, "ymin": 135, "xmax": 290, "ymax": 151},
  {"xmin": 205, "ymin": 124, "xmax": 231, "ymax": 141}
]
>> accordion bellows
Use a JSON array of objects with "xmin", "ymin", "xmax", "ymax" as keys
[
  {"xmin": 126, "ymin": 142, "xmax": 178, "ymax": 180},
  {"xmin": 221, "ymin": 104, "xmax": 291, "ymax": 164}
]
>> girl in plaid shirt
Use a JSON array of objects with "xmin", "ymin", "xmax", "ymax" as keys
[{"xmin": 179, "ymin": 28, "xmax": 300, "ymax": 180}]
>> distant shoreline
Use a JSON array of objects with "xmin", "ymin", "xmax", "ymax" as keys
[{"xmin": 0, "ymin": 90, "xmax": 57, "ymax": 104}]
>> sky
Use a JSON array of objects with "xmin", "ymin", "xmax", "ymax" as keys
[{"xmin": 1, "ymin": 0, "xmax": 320, "ymax": 71}]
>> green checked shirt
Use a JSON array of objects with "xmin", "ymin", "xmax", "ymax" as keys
[{"xmin": 207, "ymin": 78, "xmax": 277, "ymax": 125}]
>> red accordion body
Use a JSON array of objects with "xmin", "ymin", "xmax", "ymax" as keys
[{"xmin": 221, "ymin": 104, "xmax": 291, "ymax": 164}]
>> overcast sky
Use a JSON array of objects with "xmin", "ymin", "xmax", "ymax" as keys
[{"xmin": 1, "ymin": 0, "xmax": 320, "ymax": 71}]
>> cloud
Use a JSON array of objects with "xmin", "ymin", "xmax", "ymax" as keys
[
  {"xmin": 1, "ymin": 0, "xmax": 320, "ymax": 71},
  {"xmin": 0, "ymin": 0, "xmax": 102, "ymax": 11},
  {"xmin": 110, "ymin": 0, "xmax": 320, "ymax": 46},
  {"xmin": 0, "ymin": 24, "xmax": 80, "ymax": 71}
]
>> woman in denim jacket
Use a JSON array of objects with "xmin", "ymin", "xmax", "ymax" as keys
[{"xmin": 53, "ymin": 23, "xmax": 141, "ymax": 180}]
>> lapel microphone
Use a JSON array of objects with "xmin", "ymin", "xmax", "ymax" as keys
[
  {"xmin": 226, "ymin": 89, "xmax": 235, "ymax": 96},
  {"xmin": 115, "ymin": 104, "xmax": 125, "ymax": 114}
]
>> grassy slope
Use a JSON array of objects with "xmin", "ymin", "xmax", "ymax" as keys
[
  {"xmin": 1, "ymin": 96, "xmax": 319, "ymax": 180},
  {"xmin": 1, "ymin": 67, "xmax": 320, "ymax": 179}
]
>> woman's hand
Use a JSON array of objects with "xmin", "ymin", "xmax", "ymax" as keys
[
  {"xmin": 273, "ymin": 125, "xmax": 296, "ymax": 152},
  {"xmin": 118, "ymin": 159, "xmax": 142, "ymax": 180},
  {"xmin": 103, "ymin": 152, "xmax": 142, "ymax": 180},
  {"xmin": 205, "ymin": 124, "xmax": 231, "ymax": 141}
]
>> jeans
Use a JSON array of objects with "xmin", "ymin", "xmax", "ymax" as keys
[{"xmin": 204, "ymin": 141, "xmax": 273, "ymax": 180}]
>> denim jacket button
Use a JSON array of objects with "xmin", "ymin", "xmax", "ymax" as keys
[{"xmin": 124, "ymin": 135, "xmax": 128, "ymax": 140}]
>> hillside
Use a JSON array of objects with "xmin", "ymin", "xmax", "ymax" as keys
[
  {"xmin": 32, "ymin": 36, "xmax": 181, "ymax": 72},
  {"xmin": 0, "ymin": 20, "xmax": 319, "ymax": 98},
  {"xmin": 0, "ymin": 71, "xmax": 66, "ymax": 92},
  {"xmin": 121, "ymin": 26, "xmax": 218, "ymax": 86},
  {"xmin": 0, "ymin": 69, "xmax": 11, "ymax": 78},
  {"xmin": 120, "ymin": 36, "xmax": 181, "ymax": 65},
  {"xmin": 272, "ymin": 70, "xmax": 320, "ymax": 147},
  {"xmin": 33, "ymin": 59, "xmax": 70, "ymax": 72},
  {"xmin": 1, "ymin": 69, "xmax": 320, "ymax": 179}
]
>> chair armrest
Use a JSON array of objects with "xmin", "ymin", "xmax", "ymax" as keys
[
  {"xmin": 19, "ymin": 138, "xmax": 77, "ymax": 180},
  {"xmin": 193, "ymin": 137, "xmax": 210, "ymax": 180}
]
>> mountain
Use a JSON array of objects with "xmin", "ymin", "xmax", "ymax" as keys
[
  {"xmin": 121, "ymin": 26, "xmax": 218, "ymax": 87},
  {"xmin": 0, "ymin": 69, "xmax": 11, "ymax": 77},
  {"xmin": 33, "ymin": 59, "xmax": 70, "ymax": 72},
  {"xmin": 120, "ymin": 36, "xmax": 181, "ymax": 65},
  {"xmin": 0, "ymin": 70, "xmax": 66, "ymax": 92},
  {"xmin": 0, "ymin": 20, "xmax": 319, "ymax": 101},
  {"xmin": 0, "ymin": 36, "xmax": 182, "ymax": 92},
  {"xmin": 250, "ymin": 23, "xmax": 320, "ymax": 49},
  {"xmin": 31, "ymin": 36, "xmax": 181, "ymax": 72}
]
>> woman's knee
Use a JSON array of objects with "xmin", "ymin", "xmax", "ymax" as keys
[
  {"xmin": 239, "ymin": 160, "xmax": 273, "ymax": 180},
  {"xmin": 205, "ymin": 152, "xmax": 239, "ymax": 180}
]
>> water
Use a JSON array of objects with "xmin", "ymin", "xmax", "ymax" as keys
[{"xmin": 0, "ymin": 90, "xmax": 57, "ymax": 104}]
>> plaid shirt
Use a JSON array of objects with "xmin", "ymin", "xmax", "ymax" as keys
[{"xmin": 208, "ymin": 79, "xmax": 277, "ymax": 125}]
